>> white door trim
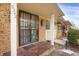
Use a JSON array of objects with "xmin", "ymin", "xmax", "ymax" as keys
[{"xmin": 45, "ymin": 14, "xmax": 55, "ymax": 45}]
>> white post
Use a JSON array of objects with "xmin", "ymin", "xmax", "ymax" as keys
[
  {"xmin": 50, "ymin": 15, "xmax": 55, "ymax": 45},
  {"xmin": 11, "ymin": 3, "xmax": 17, "ymax": 56}
]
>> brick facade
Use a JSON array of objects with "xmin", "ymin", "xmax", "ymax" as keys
[{"xmin": 0, "ymin": 4, "xmax": 10, "ymax": 55}]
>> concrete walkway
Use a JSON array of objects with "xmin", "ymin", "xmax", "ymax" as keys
[
  {"xmin": 48, "ymin": 48, "xmax": 79, "ymax": 56},
  {"xmin": 53, "ymin": 39, "xmax": 79, "ymax": 56},
  {"xmin": 49, "ymin": 50, "xmax": 73, "ymax": 56}
]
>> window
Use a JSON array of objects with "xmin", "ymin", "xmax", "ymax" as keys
[
  {"xmin": 46, "ymin": 20, "xmax": 50, "ymax": 29},
  {"xmin": 19, "ymin": 10, "xmax": 39, "ymax": 46}
]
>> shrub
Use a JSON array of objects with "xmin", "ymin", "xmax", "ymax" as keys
[{"xmin": 68, "ymin": 29, "xmax": 79, "ymax": 45}]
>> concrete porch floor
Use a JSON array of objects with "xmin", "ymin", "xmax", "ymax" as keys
[{"xmin": 17, "ymin": 41, "xmax": 52, "ymax": 56}]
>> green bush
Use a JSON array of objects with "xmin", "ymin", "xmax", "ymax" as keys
[
  {"xmin": 77, "ymin": 39, "xmax": 79, "ymax": 45},
  {"xmin": 68, "ymin": 29, "xmax": 79, "ymax": 45}
]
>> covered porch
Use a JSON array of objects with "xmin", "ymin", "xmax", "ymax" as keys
[
  {"xmin": 3, "ymin": 3, "xmax": 64, "ymax": 56},
  {"xmin": 17, "ymin": 3, "xmax": 64, "ymax": 46},
  {"xmin": 16, "ymin": 3, "xmax": 64, "ymax": 56}
]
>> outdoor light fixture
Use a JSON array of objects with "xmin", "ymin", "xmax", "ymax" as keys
[{"xmin": 40, "ymin": 19, "xmax": 44, "ymax": 27}]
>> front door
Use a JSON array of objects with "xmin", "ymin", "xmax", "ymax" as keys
[{"xmin": 19, "ymin": 10, "xmax": 39, "ymax": 46}]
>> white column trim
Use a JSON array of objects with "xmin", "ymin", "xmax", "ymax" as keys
[
  {"xmin": 11, "ymin": 3, "xmax": 17, "ymax": 56},
  {"xmin": 51, "ymin": 14, "xmax": 55, "ymax": 45}
]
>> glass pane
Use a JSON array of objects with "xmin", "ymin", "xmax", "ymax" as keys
[
  {"xmin": 19, "ymin": 12, "xmax": 31, "ymax": 45},
  {"xmin": 20, "ymin": 12, "xmax": 24, "ymax": 27},
  {"xmin": 20, "ymin": 29, "xmax": 25, "ymax": 45},
  {"xmin": 20, "ymin": 12, "xmax": 30, "ymax": 29},
  {"xmin": 35, "ymin": 30, "xmax": 39, "ymax": 41},
  {"xmin": 25, "ymin": 14, "xmax": 30, "ymax": 29},
  {"xmin": 46, "ymin": 20, "xmax": 50, "ymax": 29},
  {"xmin": 20, "ymin": 29, "xmax": 31, "ymax": 45},
  {"xmin": 36, "ymin": 16, "xmax": 39, "ymax": 29},
  {"xmin": 31, "ymin": 15, "xmax": 36, "ymax": 29},
  {"xmin": 31, "ymin": 30, "xmax": 37, "ymax": 42},
  {"xmin": 25, "ymin": 30, "xmax": 31, "ymax": 44}
]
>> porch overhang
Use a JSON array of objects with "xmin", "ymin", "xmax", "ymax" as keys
[
  {"xmin": 18, "ymin": 3, "xmax": 64, "ymax": 18},
  {"xmin": 57, "ymin": 17, "xmax": 65, "ymax": 25}
]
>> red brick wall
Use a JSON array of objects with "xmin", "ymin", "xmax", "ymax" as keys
[{"xmin": 56, "ymin": 31, "xmax": 63, "ymax": 39}]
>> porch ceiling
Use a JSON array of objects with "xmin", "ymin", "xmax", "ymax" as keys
[{"xmin": 18, "ymin": 3, "xmax": 64, "ymax": 18}]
